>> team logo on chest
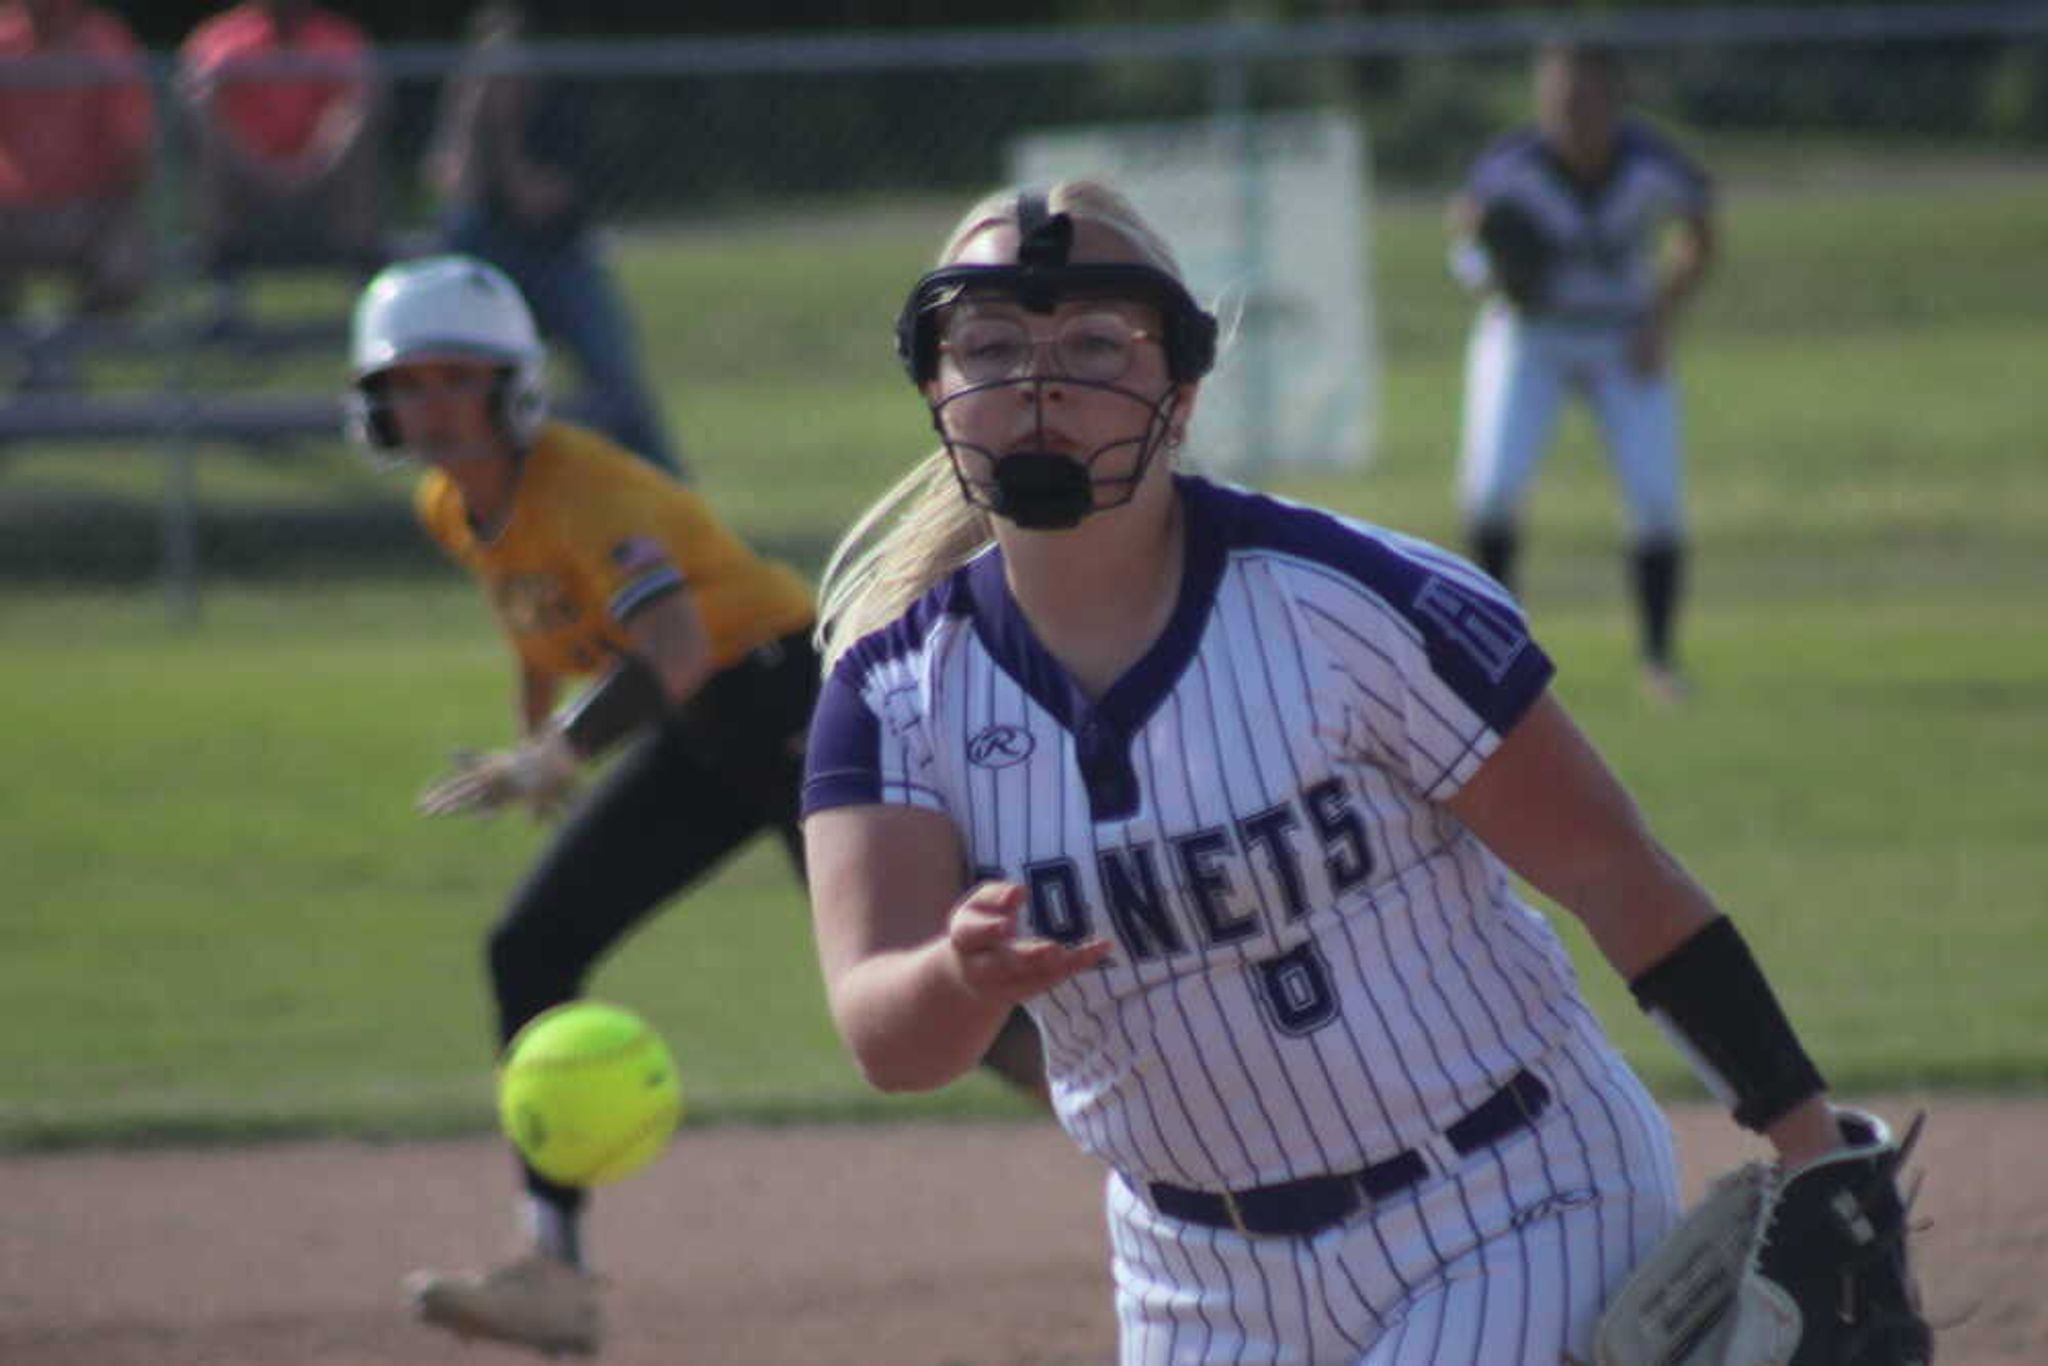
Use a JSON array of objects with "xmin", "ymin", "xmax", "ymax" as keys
[
  {"xmin": 967, "ymin": 723, "xmax": 1035, "ymax": 769},
  {"xmin": 493, "ymin": 572, "xmax": 579, "ymax": 635}
]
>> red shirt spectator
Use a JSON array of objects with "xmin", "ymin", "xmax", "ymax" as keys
[
  {"xmin": 0, "ymin": 0, "xmax": 153, "ymax": 206},
  {"xmin": 180, "ymin": 0, "xmax": 370, "ymax": 165}
]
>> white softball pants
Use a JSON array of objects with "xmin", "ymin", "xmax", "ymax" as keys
[
  {"xmin": 1458, "ymin": 305, "xmax": 1686, "ymax": 543},
  {"xmin": 1106, "ymin": 1017, "xmax": 1680, "ymax": 1364}
]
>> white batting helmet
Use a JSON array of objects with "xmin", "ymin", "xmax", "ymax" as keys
[{"xmin": 346, "ymin": 255, "xmax": 548, "ymax": 452}]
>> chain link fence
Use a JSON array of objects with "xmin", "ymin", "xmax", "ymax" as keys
[{"xmin": 2, "ymin": 6, "xmax": 2044, "ymax": 609}]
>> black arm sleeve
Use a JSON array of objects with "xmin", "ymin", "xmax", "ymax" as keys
[{"xmin": 1629, "ymin": 915, "xmax": 1827, "ymax": 1132}]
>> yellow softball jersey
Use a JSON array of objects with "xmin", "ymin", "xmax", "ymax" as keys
[{"xmin": 415, "ymin": 421, "xmax": 815, "ymax": 681}]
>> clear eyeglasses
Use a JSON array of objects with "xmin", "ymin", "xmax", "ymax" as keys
[{"xmin": 938, "ymin": 310, "xmax": 1158, "ymax": 385}]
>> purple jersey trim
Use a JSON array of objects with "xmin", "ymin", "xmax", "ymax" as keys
[
  {"xmin": 801, "ymin": 578, "xmax": 967, "ymax": 815},
  {"xmin": 961, "ymin": 484, "xmax": 1232, "ymax": 820},
  {"xmin": 1468, "ymin": 118, "xmax": 1712, "ymax": 212},
  {"xmin": 799, "ymin": 477, "xmax": 1553, "ymax": 820},
  {"xmin": 1464, "ymin": 127, "xmax": 1545, "ymax": 199},
  {"xmin": 963, "ymin": 485, "xmax": 1231, "ymax": 740},
  {"xmin": 1624, "ymin": 120, "xmax": 1713, "ymax": 205},
  {"xmin": 1208, "ymin": 479, "xmax": 1554, "ymax": 737},
  {"xmin": 802, "ymin": 669, "xmax": 886, "ymax": 811}
]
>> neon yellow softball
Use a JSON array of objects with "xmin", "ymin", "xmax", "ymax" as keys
[{"xmin": 496, "ymin": 1000, "xmax": 683, "ymax": 1187}]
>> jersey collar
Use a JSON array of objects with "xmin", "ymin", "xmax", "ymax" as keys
[{"xmin": 964, "ymin": 473, "xmax": 1232, "ymax": 741}]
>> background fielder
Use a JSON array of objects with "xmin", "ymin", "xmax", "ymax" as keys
[{"xmin": 1449, "ymin": 41, "xmax": 1715, "ymax": 704}]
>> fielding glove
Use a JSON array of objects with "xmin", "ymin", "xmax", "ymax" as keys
[{"xmin": 1597, "ymin": 1108, "xmax": 1930, "ymax": 1366}]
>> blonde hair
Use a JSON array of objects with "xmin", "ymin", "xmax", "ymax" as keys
[{"xmin": 815, "ymin": 178, "xmax": 1191, "ymax": 669}]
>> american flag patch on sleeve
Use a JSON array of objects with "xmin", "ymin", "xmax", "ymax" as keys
[
  {"xmin": 608, "ymin": 535, "xmax": 669, "ymax": 572},
  {"xmin": 606, "ymin": 535, "xmax": 685, "ymax": 620}
]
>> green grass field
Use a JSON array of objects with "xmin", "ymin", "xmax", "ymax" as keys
[{"xmin": 2, "ymin": 157, "xmax": 2043, "ymax": 1151}]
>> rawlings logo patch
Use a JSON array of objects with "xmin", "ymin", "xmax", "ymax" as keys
[
  {"xmin": 967, "ymin": 724, "xmax": 1034, "ymax": 769},
  {"xmin": 492, "ymin": 572, "xmax": 578, "ymax": 634}
]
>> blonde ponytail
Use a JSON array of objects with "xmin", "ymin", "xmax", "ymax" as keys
[{"xmin": 815, "ymin": 451, "xmax": 991, "ymax": 669}]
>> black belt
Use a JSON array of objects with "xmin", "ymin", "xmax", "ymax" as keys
[{"xmin": 1145, "ymin": 1069, "xmax": 1551, "ymax": 1238}]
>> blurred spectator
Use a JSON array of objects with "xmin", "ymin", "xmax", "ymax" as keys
[
  {"xmin": 424, "ymin": 1, "xmax": 684, "ymax": 475},
  {"xmin": 177, "ymin": 0, "xmax": 383, "ymax": 284},
  {"xmin": 0, "ymin": 0, "xmax": 153, "ymax": 322}
]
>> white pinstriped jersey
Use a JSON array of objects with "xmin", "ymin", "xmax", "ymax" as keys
[
  {"xmin": 1467, "ymin": 119, "xmax": 1711, "ymax": 323},
  {"xmin": 805, "ymin": 476, "xmax": 1599, "ymax": 1194}
]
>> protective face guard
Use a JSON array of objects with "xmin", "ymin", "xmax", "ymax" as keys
[
  {"xmin": 910, "ymin": 277, "xmax": 1194, "ymax": 529},
  {"xmin": 932, "ymin": 367, "xmax": 1183, "ymax": 530},
  {"xmin": 895, "ymin": 196, "xmax": 1218, "ymax": 529}
]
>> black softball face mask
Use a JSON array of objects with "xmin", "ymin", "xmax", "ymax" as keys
[
  {"xmin": 894, "ymin": 195, "xmax": 1218, "ymax": 531},
  {"xmin": 929, "ymin": 304, "xmax": 1179, "ymax": 530}
]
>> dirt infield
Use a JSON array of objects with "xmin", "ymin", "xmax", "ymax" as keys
[{"xmin": 2, "ymin": 1094, "xmax": 2037, "ymax": 1364}]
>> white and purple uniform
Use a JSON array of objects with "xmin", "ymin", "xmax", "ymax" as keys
[
  {"xmin": 1459, "ymin": 120, "xmax": 1713, "ymax": 542},
  {"xmin": 805, "ymin": 477, "xmax": 1677, "ymax": 1363}
]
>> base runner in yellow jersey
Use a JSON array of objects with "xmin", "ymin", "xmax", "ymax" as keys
[{"xmin": 345, "ymin": 255, "xmax": 1045, "ymax": 1358}]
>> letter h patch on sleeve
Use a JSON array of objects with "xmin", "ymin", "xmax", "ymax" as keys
[{"xmin": 1412, "ymin": 575, "xmax": 1528, "ymax": 684}]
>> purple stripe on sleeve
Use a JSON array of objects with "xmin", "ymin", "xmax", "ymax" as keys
[
  {"xmin": 1466, "ymin": 127, "xmax": 1542, "ymax": 199},
  {"xmin": 801, "ymin": 576, "xmax": 973, "ymax": 817},
  {"xmin": 607, "ymin": 567, "xmax": 684, "ymax": 622},
  {"xmin": 1622, "ymin": 119, "xmax": 1713, "ymax": 208},
  {"xmin": 1201, "ymin": 480, "xmax": 1555, "ymax": 736},
  {"xmin": 800, "ymin": 664, "xmax": 883, "ymax": 815}
]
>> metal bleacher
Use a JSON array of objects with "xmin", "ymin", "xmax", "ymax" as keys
[
  {"xmin": 0, "ymin": 388, "xmax": 340, "ymax": 443},
  {"xmin": 0, "ymin": 243, "xmax": 612, "ymax": 621},
  {"xmin": 0, "ymin": 269, "xmax": 362, "ymax": 451},
  {"xmin": 0, "ymin": 370, "xmax": 343, "ymax": 445},
  {"xmin": 0, "ymin": 243, "xmax": 398, "ymax": 621}
]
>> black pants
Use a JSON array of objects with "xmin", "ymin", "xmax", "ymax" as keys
[{"xmin": 487, "ymin": 631, "xmax": 817, "ymax": 1209}]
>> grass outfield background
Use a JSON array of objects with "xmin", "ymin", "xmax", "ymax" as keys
[{"xmin": 1, "ymin": 151, "xmax": 2042, "ymax": 1150}]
